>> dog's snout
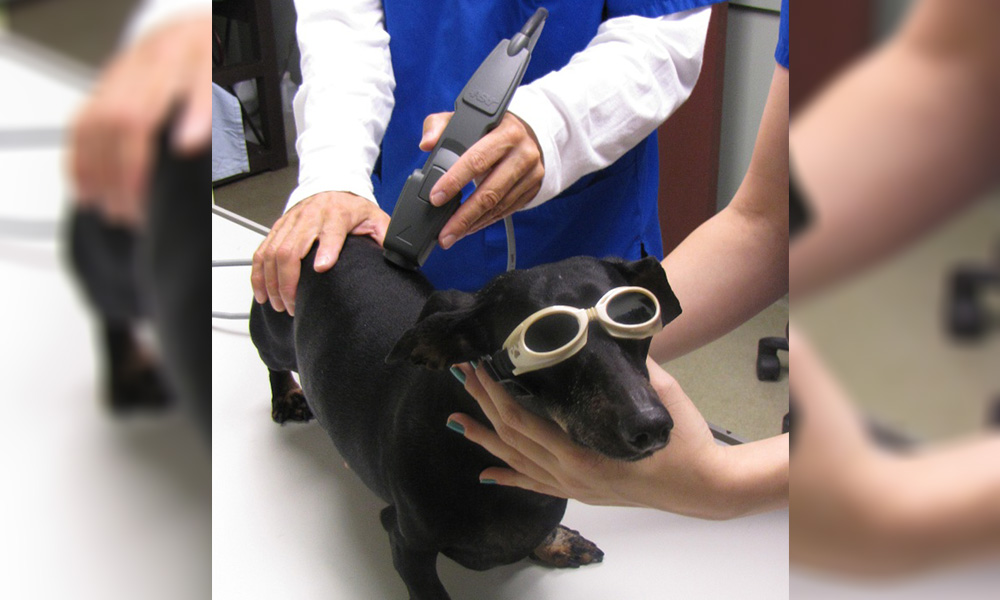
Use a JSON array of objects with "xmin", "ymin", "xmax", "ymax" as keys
[
  {"xmin": 619, "ymin": 390, "xmax": 672, "ymax": 454},
  {"xmin": 620, "ymin": 409, "xmax": 672, "ymax": 453}
]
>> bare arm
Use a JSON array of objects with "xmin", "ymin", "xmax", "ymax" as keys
[
  {"xmin": 788, "ymin": 0, "xmax": 1000, "ymax": 574},
  {"xmin": 790, "ymin": 328, "xmax": 1000, "ymax": 575},
  {"xmin": 649, "ymin": 65, "xmax": 789, "ymax": 363},
  {"xmin": 790, "ymin": 0, "xmax": 1000, "ymax": 299}
]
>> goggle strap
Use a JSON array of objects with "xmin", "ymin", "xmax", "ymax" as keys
[{"xmin": 482, "ymin": 351, "xmax": 517, "ymax": 382}]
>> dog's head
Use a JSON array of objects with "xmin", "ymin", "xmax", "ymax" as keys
[{"xmin": 386, "ymin": 255, "xmax": 682, "ymax": 462}]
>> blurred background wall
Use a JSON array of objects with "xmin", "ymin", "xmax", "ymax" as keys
[{"xmin": 5, "ymin": 0, "xmax": 136, "ymax": 66}]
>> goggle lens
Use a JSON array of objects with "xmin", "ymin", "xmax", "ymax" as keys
[
  {"xmin": 605, "ymin": 291, "xmax": 658, "ymax": 325},
  {"xmin": 523, "ymin": 312, "xmax": 581, "ymax": 352}
]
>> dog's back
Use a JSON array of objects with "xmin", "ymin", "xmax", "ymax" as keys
[{"xmin": 251, "ymin": 237, "xmax": 432, "ymax": 497}]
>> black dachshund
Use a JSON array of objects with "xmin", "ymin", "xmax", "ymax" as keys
[{"xmin": 250, "ymin": 236, "xmax": 682, "ymax": 599}]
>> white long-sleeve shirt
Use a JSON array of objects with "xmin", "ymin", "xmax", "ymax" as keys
[{"xmin": 289, "ymin": 0, "xmax": 710, "ymax": 211}]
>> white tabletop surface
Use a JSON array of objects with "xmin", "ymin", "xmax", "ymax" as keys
[
  {"xmin": 0, "ymin": 229, "xmax": 211, "ymax": 600},
  {"xmin": 791, "ymin": 563, "xmax": 1000, "ymax": 600},
  {"xmin": 211, "ymin": 213, "xmax": 790, "ymax": 599}
]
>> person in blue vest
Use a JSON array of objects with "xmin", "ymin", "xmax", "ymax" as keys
[{"xmin": 252, "ymin": 0, "xmax": 725, "ymax": 314}]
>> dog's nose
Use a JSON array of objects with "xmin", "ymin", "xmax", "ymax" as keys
[{"xmin": 619, "ymin": 392, "xmax": 673, "ymax": 454}]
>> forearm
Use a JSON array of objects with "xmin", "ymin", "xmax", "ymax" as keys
[
  {"xmin": 793, "ymin": 435, "xmax": 1000, "ymax": 576},
  {"xmin": 717, "ymin": 434, "xmax": 790, "ymax": 519},
  {"xmin": 790, "ymin": 0, "xmax": 1000, "ymax": 299},
  {"xmin": 885, "ymin": 435, "xmax": 1000, "ymax": 572},
  {"xmin": 643, "ymin": 434, "xmax": 789, "ymax": 519},
  {"xmin": 649, "ymin": 66, "xmax": 789, "ymax": 363},
  {"xmin": 649, "ymin": 195, "xmax": 788, "ymax": 362},
  {"xmin": 509, "ymin": 7, "xmax": 710, "ymax": 207}
]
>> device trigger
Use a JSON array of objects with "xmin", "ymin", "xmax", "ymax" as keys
[{"xmin": 418, "ymin": 166, "xmax": 447, "ymax": 202}]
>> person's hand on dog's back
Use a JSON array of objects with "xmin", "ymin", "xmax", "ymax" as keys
[
  {"xmin": 251, "ymin": 191, "xmax": 390, "ymax": 315},
  {"xmin": 70, "ymin": 12, "xmax": 211, "ymax": 226},
  {"xmin": 448, "ymin": 359, "xmax": 789, "ymax": 519}
]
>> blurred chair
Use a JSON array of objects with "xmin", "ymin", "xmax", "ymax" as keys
[{"xmin": 946, "ymin": 241, "xmax": 999, "ymax": 340}]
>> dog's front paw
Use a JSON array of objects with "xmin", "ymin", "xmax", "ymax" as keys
[
  {"xmin": 530, "ymin": 524, "xmax": 604, "ymax": 569},
  {"xmin": 271, "ymin": 389, "xmax": 314, "ymax": 424}
]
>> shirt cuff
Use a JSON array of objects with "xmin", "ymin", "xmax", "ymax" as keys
[
  {"xmin": 287, "ymin": 164, "xmax": 379, "ymax": 212},
  {"xmin": 508, "ymin": 86, "xmax": 565, "ymax": 210}
]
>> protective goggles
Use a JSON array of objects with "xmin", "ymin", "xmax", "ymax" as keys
[{"xmin": 481, "ymin": 286, "xmax": 662, "ymax": 381}]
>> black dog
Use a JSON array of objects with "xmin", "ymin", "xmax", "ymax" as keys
[{"xmin": 249, "ymin": 237, "xmax": 682, "ymax": 600}]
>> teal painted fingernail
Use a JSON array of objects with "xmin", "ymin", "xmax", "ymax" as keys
[
  {"xmin": 470, "ymin": 359, "xmax": 479, "ymax": 370},
  {"xmin": 480, "ymin": 478, "xmax": 497, "ymax": 485},
  {"xmin": 449, "ymin": 366, "xmax": 466, "ymax": 384},
  {"xmin": 446, "ymin": 419, "xmax": 465, "ymax": 435}
]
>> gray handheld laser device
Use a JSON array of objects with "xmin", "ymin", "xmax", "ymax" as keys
[{"xmin": 382, "ymin": 8, "xmax": 548, "ymax": 270}]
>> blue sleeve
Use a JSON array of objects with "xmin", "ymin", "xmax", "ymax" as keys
[
  {"xmin": 605, "ymin": 0, "xmax": 725, "ymax": 19},
  {"xmin": 775, "ymin": 0, "xmax": 789, "ymax": 69}
]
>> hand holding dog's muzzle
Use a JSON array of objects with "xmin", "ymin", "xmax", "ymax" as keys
[{"xmin": 446, "ymin": 359, "xmax": 759, "ymax": 518}]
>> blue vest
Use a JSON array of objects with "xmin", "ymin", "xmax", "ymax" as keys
[
  {"xmin": 377, "ymin": 0, "xmax": 723, "ymax": 291},
  {"xmin": 776, "ymin": 0, "xmax": 788, "ymax": 69}
]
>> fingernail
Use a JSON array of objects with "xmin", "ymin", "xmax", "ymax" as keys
[
  {"xmin": 315, "ymin": 254, "xmax": 332, "ymax": 269},
  {"xmin": 480, "ymin": 478, "xmax": 497, "ymax": 485},
  {"xmin": 470, "ymin": 359, "xmax": 479, "ymax": 370},
  {"xmin": 253, "ymin": 290, "xmax": 266, "ymax": 304},
  {"xmin": 430, "ymin": 190, "xmax": 446, "ymax": 206},
  {"xmin": 449, "ymin": 366, "xmax": 466, "ymax": 385},
  {"xmin": 441, "ymin": 234, "xmax": 456, "ymax": 250},
  {"xmin": 446, "ymin": 419, "xmax": 466, "ymax": 435}
]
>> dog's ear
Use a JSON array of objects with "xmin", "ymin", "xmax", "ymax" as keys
[
  {"xmin": 609, "ymin": 257, "xmax": 682, "ymax": 326},
  {"xmin": 385, "ymin": 289, "xmax": 487, "ymax": 369}
]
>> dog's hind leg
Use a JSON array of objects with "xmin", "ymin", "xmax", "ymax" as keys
[
  {"xmin": 268, "ymin": 369, "xmax": 313, "ymax": 424},
  {"xmin": 530, "ymin": 524, "xmax": 604, "ymax": 569},
  {"xmin": 68, "ymin": 209, "xmax": 172, "ymax": 414},
  {"xmin": 103, "ymin": 320, "xmax": 173, "ymax": 413},
  {"xmin": 380, "ymin": 506, "xmax": 450, "ymax": 600}
]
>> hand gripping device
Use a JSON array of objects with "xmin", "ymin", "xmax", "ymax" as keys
[{"xmin": 382, "ymin": 8, "xmax": 548, "ymax": 270}]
